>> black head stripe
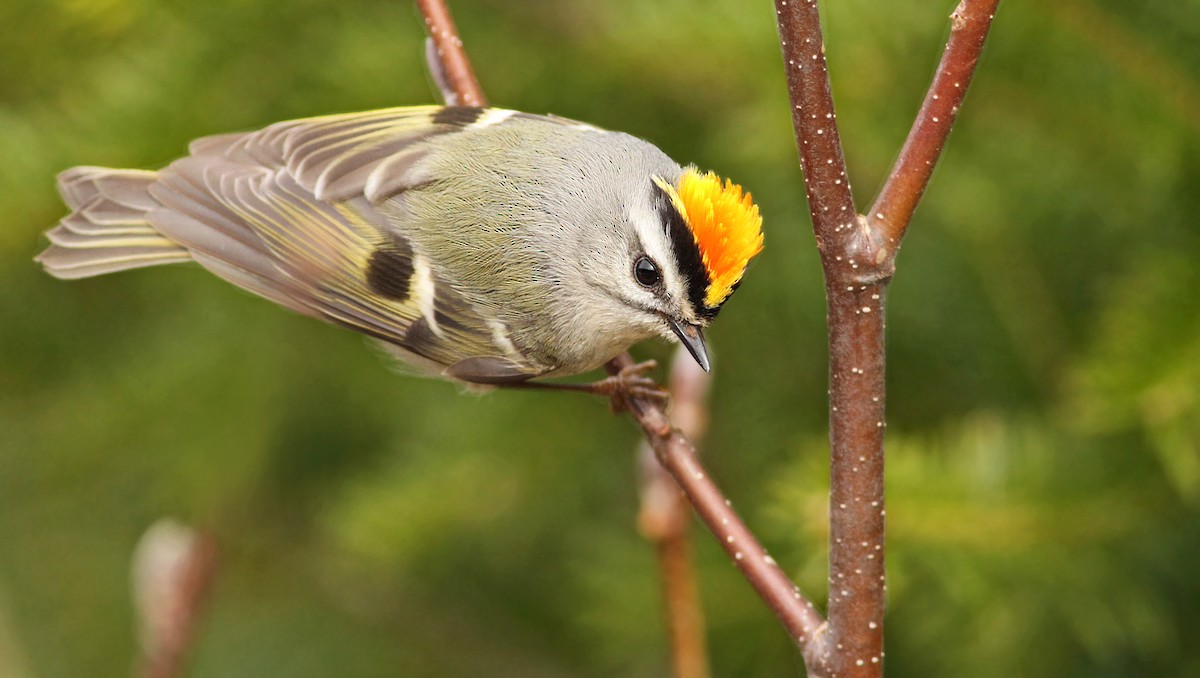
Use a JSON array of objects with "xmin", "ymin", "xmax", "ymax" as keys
[
  {"xmin": 365, "ymin": 233, "xmax": 415, "ymax": 301},
  {"xmin": 433, "ymin": 106, "xmax": 485, "ymax": 127},
  {"xmin": 652, "ymin": 181, "xmax": 717, "ymax": 320}
]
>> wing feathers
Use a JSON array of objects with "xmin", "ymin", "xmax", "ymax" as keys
[
  {"xmin": 316, "ymin": 137, "xmax": 426, "ymax": 202},
  {"xmin": 363, "ymin": 148, "xmax": 433, "ymax": 204},
  {"xmin": 39, "ymin": 106, "xmax": 550, "ymax": 381}
]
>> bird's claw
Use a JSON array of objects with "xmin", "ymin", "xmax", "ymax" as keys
[{"xmin": 591, "ymin": 360, "xmax": 670, "ymax": 413}]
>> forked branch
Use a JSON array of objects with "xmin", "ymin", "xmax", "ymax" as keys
[{"xmin": 774, "ymin": 1, "xmax": 1000, "ymax": 676}]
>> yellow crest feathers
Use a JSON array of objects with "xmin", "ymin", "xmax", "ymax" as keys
[{"xmin": 672, "ymin": 168, "xmax": 764, "ymax": 309}]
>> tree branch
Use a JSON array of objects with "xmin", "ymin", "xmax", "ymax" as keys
[
  {"xmin": 776, "ymin": 5, "xmax": 888, "ymax": 670},
  {"xmin": 133, "ymin": 522, "xmax": 219, "ymax": 678},
  {"xmin": 868, "ymin": 0, "xmax": 1001, "ymax": 246},
  {"xmin": 609, "ymin": 354, "xmax": 828, "ymax": 667},
  {"xmin": 774, "ymin": 0, "xmax": 858, "ymax": 266},
  {"xmin": 415, "ymin": 0, "xmax": 486, "ymax": 106},
  {"xmin": 639, "ymin": 447, "xmax": 709, "ymax": 678},
  {"xmin": 775, "ymin": 1, "xmax": 1001, "ymax": 676},
  {"xmin": 637, "ymin": 349, "xmax": 712, "ymax": 678}
]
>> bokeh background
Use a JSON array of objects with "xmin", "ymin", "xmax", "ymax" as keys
[{"xmin": 2, "ymin": 1, "xmax": 1198, "ymax": 676}]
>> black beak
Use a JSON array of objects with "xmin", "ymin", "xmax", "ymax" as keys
[{"xmin": 668, "ymin": 319, "xmax": 710, "ymax": 372}]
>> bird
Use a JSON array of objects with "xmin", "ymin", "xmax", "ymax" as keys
[{"xmin": 36, "ymin": 106, "xmax": 763, "ymax": 397}]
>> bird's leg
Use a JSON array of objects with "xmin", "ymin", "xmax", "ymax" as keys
[{"xmin": 502, "ymin": 360, "xmax": 669, "ymax": 413}]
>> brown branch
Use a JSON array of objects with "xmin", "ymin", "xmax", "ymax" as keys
[
  {"xmin": 609, "ymin": 354, "xmax": 828, "ymax": 667},
  {"xmin": 775, "ymin": 1, "xmax": 1001, "ymax": 676},
  {"xmin": 637, "ymin": 349, "xmax": 712, "ymax": 678},
  {"xmin": 639, "ymin": 442, "xmax": 709, "ymax": 678},
  {"xmin": 821, "ymin": 287, "xmax": 888, "ymax": 677},
  {"xmin": 774, "ymin": 0, "xmax": 858, "ymax": 264},
  {"xmin": 134, "ymin": 522, "xmax": 219, "ymax": 678},
  {"xmin": 424, "ymin": 37, "xmax": 458, "ymax": 105},
  {"xmin": 776, "ymin": 5, "xmax": 887, "ymax": 671},
  {"xmin": 869, "ymin": 0, "xmax": 1001, "ymax": 246},
  {"xmin": 415, "ymin": 0, "xmax": 487, "ymax": 106}
]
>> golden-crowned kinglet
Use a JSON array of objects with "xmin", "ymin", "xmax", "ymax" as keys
[{"xmin": 36, "ymin": 106, "xmax": 763, "ymax": 384}]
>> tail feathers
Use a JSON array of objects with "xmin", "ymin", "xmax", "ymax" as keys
[{"xmin": 37, "ymin": 167, "xmax": 192, "ymax": 279}]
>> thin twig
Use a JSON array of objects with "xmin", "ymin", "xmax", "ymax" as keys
[
  {"xmin": 415, "ymin": 0, "xmax": 487, "ymax": 106},
  {"xmin": 134, "ymin": 523, "xmax": 219, "ymax": 678},
  {"xmin": 639, "ymin": 445, "xmax": 709, "ymax": 678},
  {"xmin": 637, "ymin": 349, "xmax": 712, "ymax": 678},
  {"xmin": 774, "ymin": 1, "xmax": 1001, "ymax": 676},
  {"xmin": 610, "ymin": 354, "xmax": 828, "ymax": 666},
  {"xmin": 424, "ymin": 38, "xmax": 459, "ymax": 106},
  {"xmin": 869, "ymin": 0, "xmax": 1002, "ymax": 246},
  {"xmin": 639, "ymin": 453, "xmax": 707, "ymax": 678}
]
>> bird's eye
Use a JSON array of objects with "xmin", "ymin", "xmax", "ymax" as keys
[{"xmin": 634, "ymin": 256, "xmax": 661, "ymax": 287}]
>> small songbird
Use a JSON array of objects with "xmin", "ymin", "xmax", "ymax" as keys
[{"xmin": 36, "ymin": 106, "xmax": 763, "ymax": 392}]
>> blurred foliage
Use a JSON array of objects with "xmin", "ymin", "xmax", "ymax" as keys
[{"xmin": 1, "ymin": 0, "xmax": 1198, "ymax": 676}]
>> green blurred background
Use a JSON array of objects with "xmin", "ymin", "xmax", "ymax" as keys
[{"xmin": 2, "ymin": 0, "xmax": 1198, "ymax": 675}]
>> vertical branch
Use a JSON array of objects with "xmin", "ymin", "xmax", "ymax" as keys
[
  {"xmin": 133, "ymin": 521, "xmax": 219, "ymax": 678},
  {"xmin": 822, "ymin": 283, "xmax": 888, "ymax": 676},
  {"xmin": 415, "ymin": 0, "xmax": 487, "ymax": 106},
  {"xmin": 776, "ymin": 2, "xmax": 886, "ymax": 674},
  {"xmin": 775, "ymin": 1, "xmax": 1001, "ymax": 676},
  {"xmin": 638, "ymin": 349, "xmax": 713, "ymax": 678},
  {"xmin": 639, "ymin": 456, "xmax": 708, "ymax": 678}
]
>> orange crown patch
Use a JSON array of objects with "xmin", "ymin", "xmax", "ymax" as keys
[{"xmin": 658, "ymin": 169, "xmax": 764, "ymax": 309}]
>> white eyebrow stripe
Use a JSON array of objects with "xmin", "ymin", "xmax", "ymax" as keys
[{"xmin": 630, "ymin": 183, "xmax": 689, "ymax": 308}]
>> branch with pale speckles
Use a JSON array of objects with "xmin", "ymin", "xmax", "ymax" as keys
[
  {"xmin": 775, "ymin": 1, "xmax": 1000, "ymax": 676},
  {"xmin": 869, "ymin": 0, "xmax": 1002, "ymax": 248},
  {"xmin": 775, "ymin": 1, "xmax": 857, "ymax": 263},
  {"xmin": 776, "ymin": 4, "xmax": 889, "ymax": 675},
  {"xmin": 415, "ymin": 0, "xmax": 486, "ymax": 107}
]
